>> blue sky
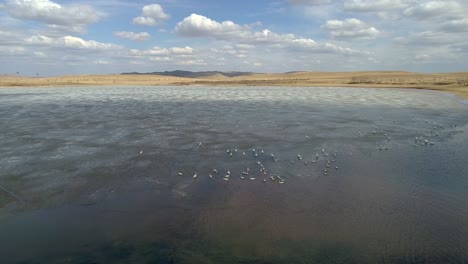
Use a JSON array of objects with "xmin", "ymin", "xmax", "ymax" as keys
[{"xmin": 0, "ymin": 0, "xmax": 467, "ymax": 76}]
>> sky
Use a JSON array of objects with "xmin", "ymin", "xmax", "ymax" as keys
[{"xmin": 0, "ymin": 0, "xmax": 467, "ymax": 76}]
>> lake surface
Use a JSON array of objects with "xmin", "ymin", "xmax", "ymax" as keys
[{"xmin": 1, "ymin": 86, "xmax": 468, "ymax": 264}]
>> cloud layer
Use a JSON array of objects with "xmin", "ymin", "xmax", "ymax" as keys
[{"xmin": 0, "ymin": 0, "xmax": 467, "ymax": 75}]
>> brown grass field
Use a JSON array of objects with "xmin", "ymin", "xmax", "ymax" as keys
[{"xmin": 1, "ymin": 71, "xmax": 468, "ymax": 98}]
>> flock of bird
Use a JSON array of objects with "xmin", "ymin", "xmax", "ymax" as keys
[
  {"xmin": 173, "ymin": 145, "xmax": 339, "ymax": 184},
  {"xmin": 138, "ymin": 118, "xmax": 455, "ymax": 185}
]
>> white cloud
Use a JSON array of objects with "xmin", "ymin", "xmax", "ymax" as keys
[
  {"xmin": 94, "ymin": 59, "xmax": 109, "ymax": 64},
  {"xmin": 404, "ymin": 1, "xmax": 465, "ymax": 20},
  {"xmin": 3, "ymin": 0, "xmax": 102, "ymax": 27},
  {"xmin": 344, "ymin": 0, "xmax": 409, "ymax": 12},
  {"xmin": 114, "ymin": 31, "xmax": 151, "ymax": 41},
  {"xmin": 129, "ymin": 46, "xmax": 194, "ymax": 57},
  {"xmin": 321, "ymin": 18, "xmax": 380, "ymax": 39},
  {"xmin": 175, "ymin": 14, "xmax": 363, "ymax": 55},
  {"xmin": 34, "ymin": 51, "xmax": 47, "ymax": 58},
  {"xmin": 178, "ymin": 59, "xmax": 207, "ymax": 66},
  {"xmin": 288, "ymin": 0, "xmax": 331, "ymax": 5},
  {"xmin": 395, "ymin": 31, "xmax": 460, "ymax": 46},
  {"xmin": 25, "ymin": 35, "xmax": 121, "ymax": 50},
  {"xmin": 133, "ymin": 4, "xmax": 170, "ymax": 26},
  {"xmin": 440, "ymin": 18, "xmax": 468, "ymax": 32},
  {"xmin": 175, "ymin": 14, "xmax": 245, "ymax": 38}
]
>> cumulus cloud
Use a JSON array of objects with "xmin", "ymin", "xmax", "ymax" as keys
[
  {"xmin": 114, "ymin": 31, "xmax": 151, "ymax": 41},
  {"xmin": 178, "ymin": 59, "xmax": 207, "ymax": 66},
  {"xmin": 133, "ymin": 4, "xmax": 170, "ymax": 26},
  {"xmin": 344, "ymin": 0, "xmax": 408, "ymax": 12},
  {"xmin": 175, "ymin": 14, "xmax": 363, "ymax": 55},
  {"xmin": 404, "ymin": 1, "xmax": 465, "ymax": 20},
  {"xmin": 25, "ymin": 35, "xmax": 122, "ymax": 50},
  {"xmin": 129, "ymin": 46, "xmax": 194, "ymax": 57},
  {"xmin": 3, "ymin": 0, "xmax": 102, "ymax": 28},
  {"xmin": 321, "ymin": 18, "xmax": 380, "ymax": 39}
]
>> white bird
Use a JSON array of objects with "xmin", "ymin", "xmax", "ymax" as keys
[
  {"xmin": 261, "ymin": 149, "xmax": 264, "ymax": 155},
  {"xmin": 193, "ymin": 172, "xmax": 198, "ymax": 179},
  {"xmin": 213, "ymin": 169, "xmax": 218, "ymax": 174},
  {"xmin": 297, "ymin": 154, "xmax": 302, "ymax": 160},
  {"xmin": 178, "ymin": 172, "xmax": 183, "ymax": 176},
  {"xmin": 139, "ymin": 150, "xmax": 143, "ymax": 155}
]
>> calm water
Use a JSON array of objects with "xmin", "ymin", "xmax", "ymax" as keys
[{"xmin": 1, "ymin": 86, "xmax": 468, "ymax": 264}]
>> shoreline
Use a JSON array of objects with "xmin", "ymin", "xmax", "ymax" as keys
[{"xmin": 1, "ymin": 71, "xmax": 467, "ymax": 98}]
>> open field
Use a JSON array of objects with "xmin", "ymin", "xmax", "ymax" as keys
[{"xmin": 1, "ymin": 71, "xmax": 468, "ymax": 98}]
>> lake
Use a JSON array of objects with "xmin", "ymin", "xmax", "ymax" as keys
[{"xmin": 1, "ymin": 86, "xmax": 468, "ymax": 263}]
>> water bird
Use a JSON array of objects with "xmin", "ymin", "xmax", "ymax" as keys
[
  {"xmin": 263, "ymin": 179, "xmax": 266, "ymax": 183},
  {"xmin": 139, "ymin": 150, "xmax": 143, "ymax": 155},
  {"xmin": 305, "ymin": 135, "xmax": 310, "ymax": 139},
  {"xmin": 213, "ymin": 169, "xmax": 218, "ymax": 174},
  {"xmin": 178, "ymin": 172, "xmax": 183, "ymax": 176},
  {"xmin": 209, "ymin": 174, "xmax": 213, "ymax": 179},
  {"xmin": 316, "ymin": 153, "xmax": 319, "ymax": 160},
  {"xmin": 297, "ymin": 154, "xmax": 303, "ymax": 160},
  {"xmin": 227, "ymin": 170, "xmax": 231, "ymax": 175},
  {"xmin": 198, "ymin": 142, "xmax": 202, "ymax": 147},
  {"xmin": 234, "ymin": 148, "xmax": 238, "ymax": 152},
  {"xmin": 242, "ymin": 152, "xmax": 246, "ymax": 155},
  {"xmin": 261, "ymin": 149, "xmax": 264, "ymax": 155},
  {"xmin": 322, "ymin": 149, "xmax": 325, "ymax": 154},
  {"xmin": 193, "ymin": 172, "xmax": 198, "ymax": 179}
]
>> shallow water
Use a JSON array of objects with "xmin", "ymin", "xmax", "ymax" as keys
[{"xmin": 1, "ymin": 86, "xmax": 468, "ymax": 263}]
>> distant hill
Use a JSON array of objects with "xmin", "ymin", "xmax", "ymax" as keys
[{"xmin": 121, "ymin": 70, "xmax": 256, "ymax": 78}]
